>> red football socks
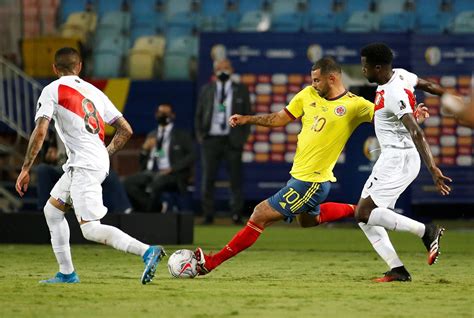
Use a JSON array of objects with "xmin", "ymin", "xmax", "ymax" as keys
[
  {"xmin": 208, "ymin": 221, "xmax": 263, "ymax": 270},
  {"xmin": 318, "ymin": 202, "xmax": 356, "ymax": 224}
]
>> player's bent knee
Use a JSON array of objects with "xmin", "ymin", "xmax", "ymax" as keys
[{"xmin": 80, "ymin": 221, "xmax": 101, "ymax": 242}]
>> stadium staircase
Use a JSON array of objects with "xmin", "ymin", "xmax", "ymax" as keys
[{"xmin": 0, "ymin": 55, "xmax": 43, "ymax": 212}]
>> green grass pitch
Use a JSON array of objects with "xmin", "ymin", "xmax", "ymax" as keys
[{"xmin": 0, "ymin": 224, "xmax": 472, "ymax": 318}]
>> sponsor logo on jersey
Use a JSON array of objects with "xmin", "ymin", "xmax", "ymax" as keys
[
  {"xmin": 36, "ymin": 102, "xmax": 42, "ymax": 112},
  {"xmin": 399, "ymin": 100, "xmax": 406, "ymax": 110},
  {"xmin": 334, "ymin": 105, "xmax": 346, "ymax": 116},
  {"xmin": 309, "ymin": 101, "xmax": 316, "ymax": 107}
]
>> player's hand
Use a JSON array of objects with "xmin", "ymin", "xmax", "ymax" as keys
[
  {"xmin": 229, "ymin": 114, "xmax": 247, "ymax": 127},
  {"xmin": 430, "ymin": 166, "xmax": 452, "ymax": 196},
  {"xmin": 414, "ymin": 103, "xmax": 429, "ymax": 124},
  {"xmin": 15, "ymin": 169, "xmax": 30, "ymax": 197}
]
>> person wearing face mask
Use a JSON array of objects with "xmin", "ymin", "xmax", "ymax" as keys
[
  {"xmin": 195, "ymin": 59, "xmax": 252, "ymax": 225},
  {"xmin": 124, "ymin": 103, "xmax": 195, "ymax": 213}
]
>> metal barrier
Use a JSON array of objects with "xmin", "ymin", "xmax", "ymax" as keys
[
  {"xmin": 0, "ymin": 55, "xmax": 43, "ymax": 141},
  {"xmin": 0, "ymin": 56, "xmax": 44, "ymax": 212}
]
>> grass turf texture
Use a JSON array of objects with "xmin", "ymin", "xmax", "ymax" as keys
[{"xmin": 0, "ymin": 225, "xmax": 472, "ymax": 318}]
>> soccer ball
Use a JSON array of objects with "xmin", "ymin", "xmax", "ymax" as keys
[{"xmin": 167, "ymin": 249, "xmax": 198, "ymax": 278}]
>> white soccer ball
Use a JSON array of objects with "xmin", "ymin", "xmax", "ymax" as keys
[{"xmin": 167, "ymin": 249, "xmax": 198, "ymax": 278}]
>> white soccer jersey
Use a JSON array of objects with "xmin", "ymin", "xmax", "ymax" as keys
[
  {"xmin": 373, "ymin": 68, "xmax": 418, "ymax": 149},
  {"xmin": 35, "ymin": 75, "xmax": 122, "ymax": 172}
]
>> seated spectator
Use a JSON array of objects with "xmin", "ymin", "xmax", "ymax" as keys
[
  {"xmin": 35, "ymin": 129, "xmax": 132, "ymax": 213},
  {"xmin": 124, "ymin": 103, "xmax": 195, "ymax": 212}
]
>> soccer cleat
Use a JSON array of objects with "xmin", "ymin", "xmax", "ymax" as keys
[
  {"xmin": 373, "ymin": 266, "xmax": 412, "ymax": 283},
  {"xmin": 39, "ymin": 272, "xmax": 80, "ymax": 284},
  {"xmin": 194, "ymin": 247, "xmax": 211, "ymax": 276},
  {"xmin": 422, "ymin": 224, "xmax": 445, "ymax": 265},
  {"xmin": 141, "ymin": 245, "xmax": 166, "ymax": 284}
]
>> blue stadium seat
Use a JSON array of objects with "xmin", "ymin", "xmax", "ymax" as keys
[
  {"xmin": 93, "ymin": 51, "xmax": 122, "ymax": 78},
  {"xmin": 166, "ymin": 26, "xmax": 194, "ymax": 40},
  {"xmin": 201, "ymin": 0, "xmax": 227, "ymax": 16},
  {"xmin": 131, "ymin": 25, "xmax": 157, "ymax": 43},
  {"xmin": 451, "ymin": 11, "xmax": 474, "ymax": 33},
  {"xmin": 166, "ymin": 35, "xmax": 198, "ymax": 56},
  {"xmin": 346, "ymin": 0, "xmax": 372, "ymax": 12},
  {"xmin": 166, "ymin": 0, "xmax": 194, "ymax": 17},
  {"xmin": 96, "ymin": 0, "xmax": 124, "ymax": 18},
  {"xmin": 199, "ymin": 16, "xmax": 229, "ymax": 32},
  {"xmin": 271, "ymin": 12, "xmax": 303, "ymax": 32},
  {"xmin": 238, "ymin": 0, "xmax": 265, "ymax": 14},
  {"xmin": 96, "ymin": 35, "xmax": 129, "ymax": 53},
  {"xmin": 416, "ymin": 12, "xmax": 451, "ymax": 33},
  {"xmin": 98, "ymin": 11, "xmax": 131, "ymax": 34},
  {"xmin": 167, "ymin": 11, "xmax": 198, "ymax": 30},
  {"xmin": 237, "ymin": 10, "xmax": 271, "ymax": 32},
  {"xmin": 60, "ymin": 0, "xmax": 89, "ymax": 22},
  {"xmin": 379, "ymin": 12, "xmax": 414, "ymax": 32},
  {"xmin": 271, "ymin": 0, "xmax": 300, "ymax": 15},
  {"xmin": 453, "ymin": 0, "xmax": 474, "ymax": 14},
  {"xmin": 132, "ymin": 0, "xmax": 165, "ymax": 15},
  {"xmin": 303, "ymin": 0, "xmax": 339, "ymax": 32},
  {"xmin": 163, "ymin": 54, "xmax": 190, "ymax": 80},
  {"xmin": 343, "ymin": 11, "xmax": 378, "ymax": 32},
  {"xmin": 377, "ymin": 0, "xmax": 404, "ymax": 14}
]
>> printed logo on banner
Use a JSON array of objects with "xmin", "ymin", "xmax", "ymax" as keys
[
  {"xmin": 307, "ymin": 44, "xmax": 323, "ymax": 63},
  {"xmin": 425, "ymin": 46, "xmax": 441, "ymax": 66}
]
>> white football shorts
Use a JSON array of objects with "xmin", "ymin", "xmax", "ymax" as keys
[
  {"xmin": 50, "ymin": 167, "xmax": 108, "ymax": 222},
  {"xmin": 361, "ymin": 147, "xmax": 420, "ymax": 209}
]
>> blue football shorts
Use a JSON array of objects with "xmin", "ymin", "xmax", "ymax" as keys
[{"xmin": 267, "ymin": 177, "xmax": 331, "ymax": 223}]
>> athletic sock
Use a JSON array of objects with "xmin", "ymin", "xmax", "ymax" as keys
[
  {"xmin": 359, "ymin": 222, "xmax": 403, "ymax": 269},
  {"xmin": 367, "ymin": 207, "xmax": 425, "ymax": 238},
  {"xmin": 80, "ymin": 221, "xmax": 149, "ymax": 257},
  {"xmin": 319, "ymin": 202, "xmax": 356, "ymax": 223},
  {"xmin": 209, "ymin": 221, "xmax": 263, "ymax": 270},
  {"xmin": 44, "ymin": 202, "xmax": 74, "ymax": 275}
]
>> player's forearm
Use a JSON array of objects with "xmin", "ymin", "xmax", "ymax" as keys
[
  {"xmin": 246, "ymin": 113, "xmax": 286, "ymax": 127},
  {"xmin": 417, "ymin": 79, "xmax": 445, "ymax": 96},
  {"xmin": 22, "ymin": 127, "xmax": 47, "ymax": 171},
  {"xmin": 107, "ymin": 117, "xmax": 133, "ymax": 156},
  {"xmin": 410, "ymin": 127, "xmax": 437, "ymax": 173},
  {"xmin": 107, "ymin": 128, "xmax": 131, "ymax": 156}
]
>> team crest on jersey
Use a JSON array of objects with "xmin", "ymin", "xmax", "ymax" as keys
[
  {"xmin": 334, "ymin": 105, "xmax": 346, "ymax": 116},
  {"xmin": 399, "ymin": 100, "xmax": 406, "ymax": 110}
]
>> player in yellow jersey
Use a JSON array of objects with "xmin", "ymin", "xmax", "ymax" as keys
[{"xmin": 192, "ymin": 57, "xmax": 380, "ymax": 275}]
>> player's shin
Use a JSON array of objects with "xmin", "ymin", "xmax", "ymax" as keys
[
  {"xmin": 319, "ymin": 202, "xmax": 356, "ymax": 224},
  {"xmin": 80, "ymin": 221, "xmax": 149, "ymax": 256},
  {"xmin": 210, "ymin": 221, "xmax": 264, "ymax": 269},
  {"xmin": 359, "ymin": 222, "xmax": 403, "ymax": 269},
  {"xmin": 44, "ymin": 201, "xmax": 74, "ymax": 274}
]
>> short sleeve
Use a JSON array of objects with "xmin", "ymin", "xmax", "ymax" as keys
[
  {"xmin": 401, "ymin": 69, "xmax": 418, "ymax": 88},
  {"xmin": 102, "ymin": 94, "xmax": 122, "ymax": 124},
  {"xmin": 35, "ymin": 86, "xmax": 56, "ymax": 122},
  {"xmin": 357, "ymin": 97, "xmax": 374, "ymax": 124},
  {"xmin": 285, "ymin": 91, "xmax": 304, "ymax": 119},
  {"xmin": 387, "ymin": 90, "xmax": 414, "ymax": 119}
]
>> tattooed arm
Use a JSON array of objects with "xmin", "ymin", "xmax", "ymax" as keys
[
  {"xmin": 16, "ymin": 117, "xmax": 50, "ymax": 196},
  {"xmin": 106, "ymin": 117, "xmax": 133, "ymax": 156},
  {"xmin": 229, "ymin": 109, "xmax": 293, "ymax": 128}
]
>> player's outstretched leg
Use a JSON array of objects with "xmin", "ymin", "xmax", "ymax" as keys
[
  {"xmin": 422, "ymin": 224, "xmax": 445, "ymax": 265},
  {"xmin": 194, "ymin": 200, "xmax": 283, "ymax": 276},
  {"xmin": 80, "ymin": 220, "xmax": 166, "ymax": 284}
]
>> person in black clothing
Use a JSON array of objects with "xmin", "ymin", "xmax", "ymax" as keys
[
  {"xmin": 195, "ymin": 59, "xmax": 252, "ymax": 224},
  {"xmin": 124, "ymin": 103, "xmax": 195, "ymax": 212}
]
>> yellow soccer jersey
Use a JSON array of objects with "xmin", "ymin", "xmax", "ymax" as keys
[{"xmin": 285, "ymin": 86, "xmax": 374, "ymax": 183}]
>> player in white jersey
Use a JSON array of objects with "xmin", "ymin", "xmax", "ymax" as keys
[
  {"xmin": 355, "ymin": 43, "xmax": 452, "ymax": 282},
  {"xmin": 15, "ymin": 47, "xmax": 165, "ymax": 284}
]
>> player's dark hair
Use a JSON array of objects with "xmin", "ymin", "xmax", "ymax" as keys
[
  {"xmin": 54, "ymin": 47, "xmax": 81, "ymax": 73},
  {"xmin": 311, "ymin": 57, "xmax": 341, "ymax": 75},
  {"xmin": 360, "ymin": 43, "xmax": 393, "ymax": 66}
]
